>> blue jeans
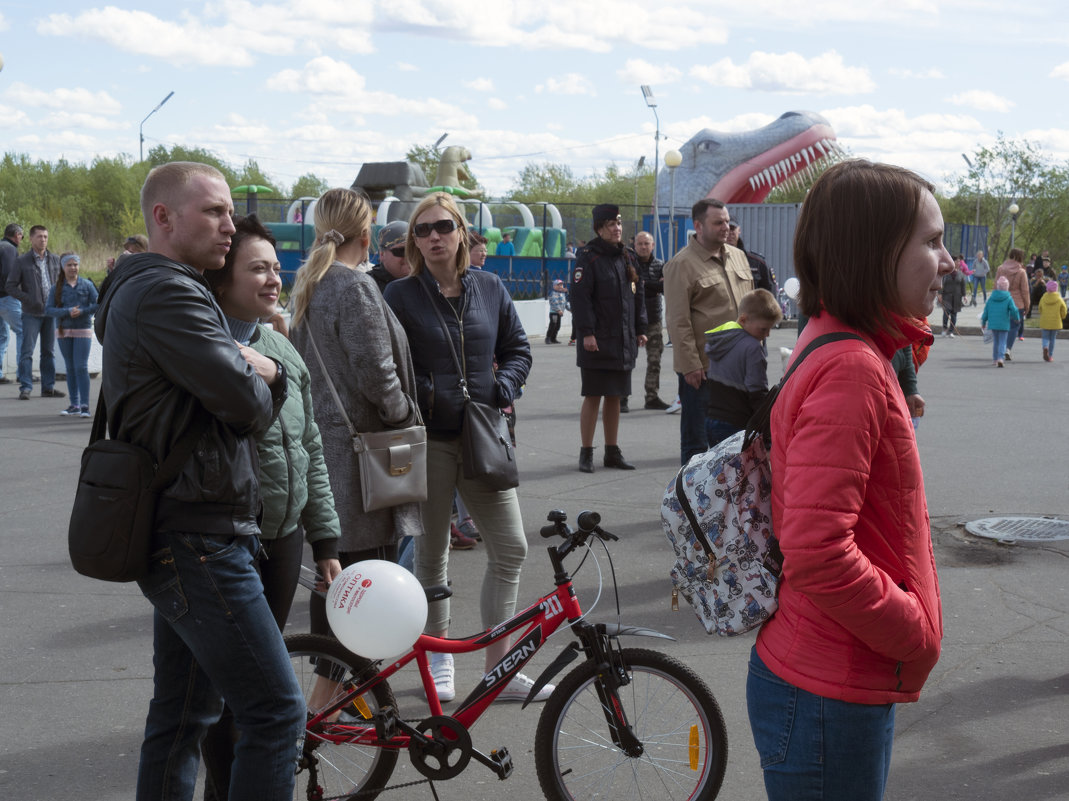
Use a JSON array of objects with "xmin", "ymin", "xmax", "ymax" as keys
[
  {"xmin": 991, "ymin": 329, "xmax": 1009, "ymax": 362},
  {"xmin": 57, "ymin": 337, "xmax": 91, "ymax": 407},
  {"xmin": 19, "ymin": 313, "xmax": 56, "ymax": 393},
  {"xmin": 705, "ymin": 417, "xmax": 741, "ymax": 448},
  {"xmin": 677, "ymin": 373, "xmax": 711, "ymax": 465},
  {"xmin": 1042, "ymin": 329, "xmax": 1057, "ymax": 356},
  {"xmin": 136, "ymin": 532, "xmax": 304, "ymax": 801},
  {"xmin": 971, "ymin": 275, "xmax": 987, "ymax": 303},
  {"xmin": 1006, "ymin": 309, "xmax": 1025, "ymax": 349},
  {"xmin": 747, "ymin": 648, "xmax": 895, "ymax": 801},
  {"xmin": 0, "ymin": 295, "xmax": 23, "ymax": 382}
]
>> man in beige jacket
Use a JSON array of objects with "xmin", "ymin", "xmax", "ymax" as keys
[{"xmin": 663, "ymin": 198, "xmax": 753, "ymax": 464}]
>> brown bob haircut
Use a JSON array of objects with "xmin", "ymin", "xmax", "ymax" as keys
[{"xmin": 795, "ymin": 159, "xmax": 935, "ymax": 336}]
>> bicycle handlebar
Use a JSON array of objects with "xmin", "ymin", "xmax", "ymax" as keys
[{"xmin": 539, "ymin": 509, "xmax": 617, "ymax": 544}]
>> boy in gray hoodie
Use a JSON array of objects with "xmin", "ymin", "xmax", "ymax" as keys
[{"xmin": 703, "ymin": 288, "xmax": 782, "ymax": 446}]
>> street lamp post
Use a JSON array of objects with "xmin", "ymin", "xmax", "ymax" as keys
[
  {"xmin": 664, "ymin": 149, "xmax": 682, "ymax": 259},
  {"xmin": 1008, "ymin": 202, "xmax": 1020, "ymax": 250},
  {"xmin": 633, "ymin": 155, "xmax": 645, "ymax": 237},
  {"xmin": 640, "ymin": 85, "xmax": 662, "ymax": 260},
  {"xmin": 140, "ymin": 91, "xmax": 174, "ymax": 162},
  {"xmin": 961, "ymin": 154, "xmax": 980, "ymax": 231}
]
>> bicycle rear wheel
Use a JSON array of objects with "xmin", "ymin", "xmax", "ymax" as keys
[
  {"xmin": 534, "ymin": 647, "xmax": 727, "ymax": 801},
  {"xmin": 286, "ymin": 633, "xmax": 398, "ymax": 801}
]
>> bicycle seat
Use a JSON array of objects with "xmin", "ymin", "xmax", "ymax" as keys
[{"xmin": 424, "ymin": 585, "xmax": 452, "ymax": 603}]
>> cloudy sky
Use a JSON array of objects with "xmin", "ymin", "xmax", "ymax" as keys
[{"xmin": 2, "ymin": 0, "xmax": 1068, "ymax": 198}]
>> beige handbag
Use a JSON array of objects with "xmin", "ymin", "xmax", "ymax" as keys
[{"xmin": 305, "ymin": 329, "xmax": 427, "ymax": 512}]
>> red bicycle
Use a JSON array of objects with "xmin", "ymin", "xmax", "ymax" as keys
[{"xmin": 286, "ymin": 509, "xmax": 728, "ymax": 800}]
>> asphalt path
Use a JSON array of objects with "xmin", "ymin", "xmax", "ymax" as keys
[{"xmin": 2, "ymin": 321, "xmax": 1067, "ymax": 800}]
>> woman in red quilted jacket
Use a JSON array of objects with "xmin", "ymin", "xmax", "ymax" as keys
[{"xmin": 747, "ymin": 160, "xmax": 950, "ymax": 801}]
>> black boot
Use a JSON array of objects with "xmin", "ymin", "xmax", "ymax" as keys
[
  {"xmin": 620, "ymin": 397, "xmax": 629, "ymax": 413},
  {"xmin": 603, "ymin": 445, "xmax": 635, "ymax": 470},
  {"xmin": 579, "ymin": 446, "xmax": 595, "ymax": 473}
]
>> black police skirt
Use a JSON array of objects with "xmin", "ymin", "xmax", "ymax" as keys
[{"xmin": 580, "ymin": 367, "xmax": 631, "ymax": 397}]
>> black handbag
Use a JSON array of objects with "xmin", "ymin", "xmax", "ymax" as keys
[
  {"xmin": 68, "ymin": 394, "xmax": 207, "ymax": 582},
  {"xmin": 420, "ymin": 280, "xmax": 519, "ymax": 491}
]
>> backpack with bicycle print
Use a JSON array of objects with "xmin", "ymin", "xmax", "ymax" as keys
[{"xmin": 660, "ymin": 332, "xmax": 863, "ymax": 636}]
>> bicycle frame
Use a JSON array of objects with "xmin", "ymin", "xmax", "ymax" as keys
[
  {"xmin": 308, "ymin": 570, "xmax": 578, "ymax": 736},
  {"xmin": 303, "ymin": 511, "xmax": 677, "ymax": 780}
]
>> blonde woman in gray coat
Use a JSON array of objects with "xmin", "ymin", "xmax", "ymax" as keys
[{"xmin": 290, "ymin": 187, "xmax": 422, "ymax": 639}]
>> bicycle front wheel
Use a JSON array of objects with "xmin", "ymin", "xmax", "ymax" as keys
[
  {"xmin": 286, "ymin": 633, "xmax": 398, "ymax": 801},
  {"xmin": 534, "ymin": 647, "xmax": 727, "ymax": 801}
]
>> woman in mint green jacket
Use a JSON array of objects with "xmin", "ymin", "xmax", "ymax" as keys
[{"xmin": 202, "ymin": 215, "xmax": 342, "ymax": 800}]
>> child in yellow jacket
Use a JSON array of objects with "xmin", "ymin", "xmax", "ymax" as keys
[{"xmin": 1038, "ymin": 280, "xmax": 1067, "ymax": 362}]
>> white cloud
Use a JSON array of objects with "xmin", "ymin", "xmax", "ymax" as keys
[
  {"xmin": 535, "ymin": 74, "xmax": 595, "ymax": 96},
  {"xmin": 0, "ymin": 103, "xmax": 30, "ymax": 129},
  {"xmin": 3, "ymin": 82, "xmax": 122, "ymax": 115},
  {"xmin": 1052, "ymin": 62, "xmax": 1069, "ymax": 80},
  {"xmin": 266, "ymin": 57, "xmax": 477, "ymax": 129},
  {"xmin": 945, "ymin": 90, "xmax": 1014, "ymax": 113},
  {"xmin": 617, "ymin": 59, "xmax": 683, "ymax": 86},
  {"xmin": 395, "ymin": 62, "xmax": 419, "ymax": 72},
  {"xmin": 466, "ymin": 77, "xmax": 495, "ymax": 92},
  {"xmin": 36, "ymin": 2, "xmax": 374, "ymax": 67},
  {"xmin": 375, "ymin": 1, "xmax": 727, "ymax": 51},
  {"xmin": 488, "ymin": 98, "xmax": 507, "ymax": 110},
  {"xmin": 39, "ymin": 111, "xmax": 128, "ymax": 131},
  {"xmin": 0, "ymin": 12, "xmax": 8, "ymax": 32},
  {"xmin": 691, "ymin": 50, "xmax": 875, "ymax": 95},
  {"xmin": 888, "ymin": 67, "xmax": 945, "ymax": 80}
]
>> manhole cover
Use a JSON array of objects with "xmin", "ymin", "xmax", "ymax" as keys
[{"xmin": 964, "ymin": 517, "xmax": 1069, "ymax": 544}]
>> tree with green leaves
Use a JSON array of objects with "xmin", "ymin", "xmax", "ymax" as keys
[{"xmin": 951, "ymin": 134, "xmax": 1069, "ymax": 261}]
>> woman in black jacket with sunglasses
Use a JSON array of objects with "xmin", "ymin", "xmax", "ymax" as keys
[{"xmin": 384, "ymin": 193, "xmax": 540, "ymax": 706}]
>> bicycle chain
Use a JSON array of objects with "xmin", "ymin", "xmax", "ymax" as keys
[
  {"xmin": 316, "ymin": 775, "xmax": 435, "ymax": 800},
  {"xmin": 308, "ymin": 716, "xmax": 451, "ymax": 800}
]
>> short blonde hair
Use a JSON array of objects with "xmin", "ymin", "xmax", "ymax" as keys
[
  {"xmin": 140, "ymin": 162, "xmax": 226, "ymax": 230},
  {"xmin": 405, "ymin": 193, "xmax": 469, "ymax": 276}
]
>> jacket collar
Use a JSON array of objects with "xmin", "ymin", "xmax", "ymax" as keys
[{"xmin": 806, "ymin": 311, "xmax": 932, "ymax": 360}]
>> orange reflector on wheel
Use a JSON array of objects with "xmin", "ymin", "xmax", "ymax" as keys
[
  {"xmin": 689, "ymin": 724, "xmax": 699, "ymax": 770},
  {"xmin": 353, "ymin": 695, "xmax": 372, "ymax": 719}
]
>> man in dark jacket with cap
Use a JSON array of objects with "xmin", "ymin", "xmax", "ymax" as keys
[
  {"xmin": 371, "ymin": 220, "xmax": 410, "ymax": 292},
  {"xmin": 570, "ymin": 203, "xmax": 647, "ymax": 472}
]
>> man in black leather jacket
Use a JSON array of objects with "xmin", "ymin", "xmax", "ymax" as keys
[{"xmin": 94, "ymin": 162, "xmax": 304, "ymax": 801}]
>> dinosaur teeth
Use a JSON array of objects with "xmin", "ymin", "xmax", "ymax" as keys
[{"xmin": 745, "ymin": 137, "xmax": 840, "ymax": 195}]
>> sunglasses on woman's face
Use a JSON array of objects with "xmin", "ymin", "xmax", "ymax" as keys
[{"xmin": 413, "ymin": 219, "xmax": 458, "ymax": 238}]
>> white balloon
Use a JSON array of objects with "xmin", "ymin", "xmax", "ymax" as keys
[
  {"xmin": 783, "ymin": 276, "xmax": 800, "ymax": 300},
  {"xmin": 326, "ymin": 560, "xmax": 428, "ymax": 659}
]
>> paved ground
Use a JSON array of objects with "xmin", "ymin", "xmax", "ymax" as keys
[{"xmin": 2, "ymin": 319, "xmax": 1067, "ymax": 800}]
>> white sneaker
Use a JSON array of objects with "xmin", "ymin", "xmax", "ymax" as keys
[
  {"xmin": 429, "ymin": 652, "xmax": 455, "ymax": 702},
  {"xmin": 665, "ymin": 397, "xmax": 682, "ymax": 414},
  {"xmin": 495, "ymin": 672, "xmax": 554, "ymax": 703}
]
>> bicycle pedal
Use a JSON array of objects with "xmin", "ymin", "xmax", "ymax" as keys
[
  {"xmin": 373, "ymin": 705, "xmax": 399, "ymax": 741},
  {"xmin": 489, "ymin": 747, "xmax": 513, "ymax": 779}
]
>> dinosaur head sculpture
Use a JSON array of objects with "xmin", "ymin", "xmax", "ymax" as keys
[{"xmin": 657, "ymin": 111, "xmax": 842, "ymax": 208}]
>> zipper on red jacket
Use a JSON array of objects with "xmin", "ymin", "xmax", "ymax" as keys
[{"xmin": 895, "ymin": 661, "xmax": 903, "ymax": 691}]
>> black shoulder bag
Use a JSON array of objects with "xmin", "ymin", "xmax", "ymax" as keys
[{"xmin": 68, "ymin": 394, "xmax": 208, "ymax": 582}]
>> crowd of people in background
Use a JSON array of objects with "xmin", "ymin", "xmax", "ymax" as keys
[{"xmin": 6, "ymin": 158, "xmax": 1068, "ymax": 801}]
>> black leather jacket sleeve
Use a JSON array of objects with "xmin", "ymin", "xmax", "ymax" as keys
[{"xmin": 96, "ymin": 256, "xmax": 282, "ymax": 534}]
